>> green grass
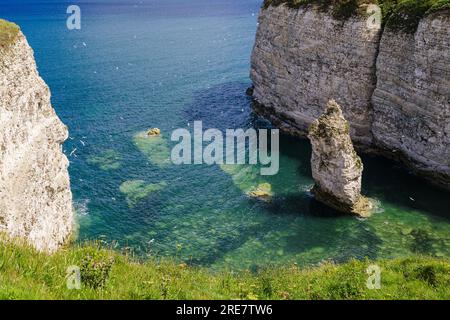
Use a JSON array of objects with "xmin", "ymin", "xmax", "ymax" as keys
[
  {"xmin": 262, "ymin": 0, "xmax": 450, "ymax": 32},
  {"xmin": 0, "ymin": 19, "xmax": 19, "ymax": 48},
  {"xmin": 262, "ymin": 0, "xmax": 379, "ymax": 19},
  {"xmin": 387, "ymin": 0, "xmax": 450, "ymax": 32},
  {"xmin": 0, "ymin": 238, "xmax": 448, "ymax": 300}
]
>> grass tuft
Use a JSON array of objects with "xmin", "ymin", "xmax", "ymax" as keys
[{"xmin": 0, "ymin": 19, "xmax": 19, "ymax": 48}]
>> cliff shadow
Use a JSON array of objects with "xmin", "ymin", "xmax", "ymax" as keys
[{"xmin": 361, "ymin": 154, "xmax": 450, "ymax": 220}]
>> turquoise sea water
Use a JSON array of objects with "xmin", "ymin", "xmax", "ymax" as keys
[{"xmin": 2, "ymin": 0, "xmax": 449, "ymax": 270}]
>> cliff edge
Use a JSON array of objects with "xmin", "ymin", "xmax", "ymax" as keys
[{"xmin": 0, "ymin": 20, "xmax": 73, "ymax": 252}]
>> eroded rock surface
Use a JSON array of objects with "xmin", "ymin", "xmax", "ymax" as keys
[
  {"xmin": 0, "ymin": 25, "xmax": 73, "ymax": 252},
  {"xmin": 308, "ymin": 100, "xmax": 372, "ymax": 217}
]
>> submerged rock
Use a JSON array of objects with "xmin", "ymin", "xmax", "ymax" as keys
[
  {"xmin": 247, "ymin": 182, "xmax": 273, "ymax": 202},
  {"xmin": 245, "ymin": 86, "xmax": 254, "ymax": 96},
  {"xmin": 134, "ymin": 131, "xmax": 171, "ymax": 168},
  {"xmin": 87, "ymin": 149, "xmax": 121, "ymax": 171},
  {"xmin": 308, "ymin": 100, "xmax": 372, "ymax": 218},
  {"xmin": 147, "ymin": 128, "xmax": 161, "ymax": 137},
  {"xmin": 119, "ymin": 180, "xmax": 167, "ymax": 208}
]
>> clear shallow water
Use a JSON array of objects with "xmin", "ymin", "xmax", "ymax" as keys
[{"xmin": 2, "ymin": 0, "xmax": 449, "ymax": 270}]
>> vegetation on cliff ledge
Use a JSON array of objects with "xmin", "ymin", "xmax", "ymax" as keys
[
  {"xmin": 0, "ymin": 19, "xmax": 19, "ymax": 48},
  {"xmin": 262, "ymin": 0, "xmax": 450, "ymax": 32},
  {"xmin": 0, "ymin": 238, "xmax": 448, "ymax": 299},
  {"xmin": 387, "ymin": 0, "xmax": 450, "ymax": 32}
]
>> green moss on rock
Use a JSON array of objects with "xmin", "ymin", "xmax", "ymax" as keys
[
  {"xmin": 0, "ymin": 19, "xmax": 19, "ymax": 48},
  {"xmin": 262, "ymin": 0, "xmax": 450, "ymax": 33}
]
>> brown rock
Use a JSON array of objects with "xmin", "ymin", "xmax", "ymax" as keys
[{"xmin": 147, "ymin": 128, "xmax": 161, "ymax": 137}]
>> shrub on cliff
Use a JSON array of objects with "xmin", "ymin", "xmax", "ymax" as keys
[{"xmin": 80, "ymin": 246, "xmax": 115, "ymax": 289}]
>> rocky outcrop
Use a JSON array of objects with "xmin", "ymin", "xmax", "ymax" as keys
[
  {"xmin": 372, "ymin": 11, "xmax": 450, "ymax": 187},
  {"xmin": 247, "ymin": 182, "xmax": 273, "ymax": 202},
  {"xmin": 308, "ymin": 100, "xmax": 371, "ymax": 217},
  {"xmin": 0, "ymin": 21, "xmax": 73, "ymax": 252},
  {"xmin": 250, "ymin": 4, "xmax": 450, "ymax": 188}
]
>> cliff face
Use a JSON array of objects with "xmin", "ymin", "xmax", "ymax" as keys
[
  {"xmin": 250, "ymin": 4, "xmax": 450, "ymax": 188},
  {"xmin": 251, "ymin": 5, "xmax": 381, "ymax": 146},
  {"xmin": 372, "ymin": 11, "xmax": 450, "ymax": 187},
  {"xmin": 0, "ymin": 24, "xmax": 73, "ymax": 252}
]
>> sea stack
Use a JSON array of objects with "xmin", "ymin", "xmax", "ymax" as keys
[
  {"xmin": 0, "ymin": 20, "xmax": 73, "ymax": 252},
  {"xmin": 308, "ymin": 100, "xmax": 372, "ymax": 218}
]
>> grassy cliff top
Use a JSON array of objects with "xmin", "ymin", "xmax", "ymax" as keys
[
  {"xmin": 0, "ymin": 19, "xmax": 19, "ymax": 48},
  {"xmin": 387, "ymin": 0, "xmax": 450, "ymax": 32},
  {"xmin": 262, "ymin": 0, "xmax": 450, "ymax": 32},
  {"xmin": 0, "ymin": 237, "xmax": 449, "ymax": 299}
]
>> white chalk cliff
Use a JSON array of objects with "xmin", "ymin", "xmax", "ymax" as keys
[
  {"xmin": 0, "ymin": 22, "xmax": 73, "ymax": 252},
  {"xmin": 372, "ymin": 11, "xmax": 450, "ymax": 187}
]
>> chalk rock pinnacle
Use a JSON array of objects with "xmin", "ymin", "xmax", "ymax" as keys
[{"xmin": 308, "ymin": 100, "xmax": 372, "ymax": 217}]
